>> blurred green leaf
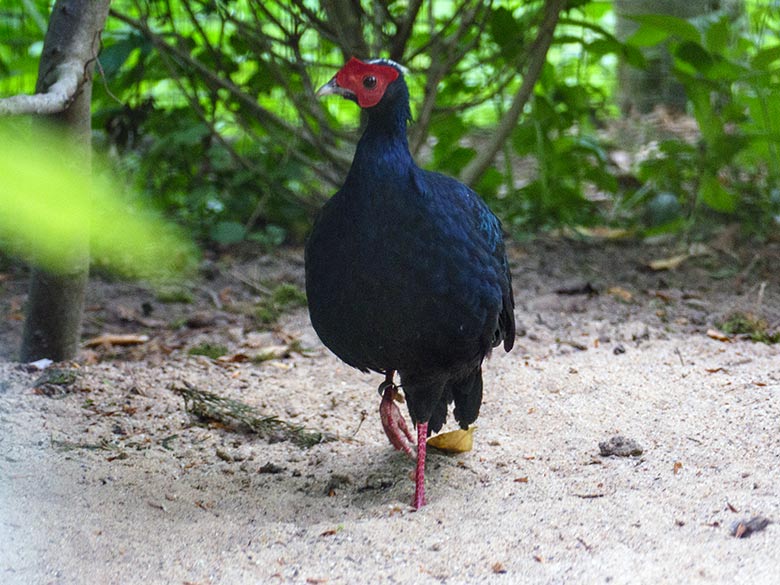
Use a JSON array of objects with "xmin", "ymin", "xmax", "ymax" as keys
[
  {"xmin": 490, "ymin": 7, "xmax": 523, "ymax": 59},
  {"xmin": 210, "ymin": 221, "xmax": 247, "ymax": 245},
  {"xmin": 627, "ymin": 25, "xmax": 670, "ymax": 47},
  {"xmin": 700, "ymin": 174, "xmax": 737, "ymax": 213},
  {"xmin": 247, "ymin": 224, "xmax": 286, "ymax": 249},
  {"xmin": 704, "ymin": 17, "xmax": 730, "ymax": 54},
  {"xmin": 675, "ymin": 41, "xmax": 713, "ymax": 73},
  {"xmin": 99, "ymin": 33, "xmax": 145, "ymax": 79},
  {"xmin": 476, "ymin": 167, "xmax": 504, "ymax": 198},
  {"xmin": 752, "ymin": 44, "xmax": 780, "ymax": 70},
  {"xmin": 0, "ymin": 123, "xmax": 196, "ymax": 280},
  {"xmin": 629, "ymin": 14, "xmax": 702, "ymax": 43}
]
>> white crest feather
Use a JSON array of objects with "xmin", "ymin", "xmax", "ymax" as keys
[{"xmin": 366, "ymin": 58, "xmax": 408, "ymax": 74}]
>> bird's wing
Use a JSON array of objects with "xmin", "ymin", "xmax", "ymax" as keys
[
  {"xmin": 494, "ymin": 227, "xmax": 516, "ymax": 352},
  {"xmin": 467, "ymin": 188, "xmax": 515, "ymax": 352},
  {"xmin": 414, "ymin": 169, "xmax": 516, "ymax": 352}
]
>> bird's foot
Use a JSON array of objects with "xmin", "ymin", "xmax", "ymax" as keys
[
  {"xmin": 379, "ymin": 379, "xmax": 414, "ymax": 456},
  {"xmin": 377, "ymin": 376, "xmax": 396, "ymax": 396},
  {"xmin": 412, "ymin": 422, "xmax": 428, "ymax": 509}
]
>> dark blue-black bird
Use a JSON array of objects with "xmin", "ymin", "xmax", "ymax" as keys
[{"xmin": 306, "ymin": 57, "xmax": 515, "ymax": 508}]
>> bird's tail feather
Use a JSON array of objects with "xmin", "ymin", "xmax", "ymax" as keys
[
  {"xmin": 401, "ymin": 364, "xmax": 483, "ymax": 435},
  {"xmin": 451, "ymin": 365, "xmax": 483, "ymax": 430}
]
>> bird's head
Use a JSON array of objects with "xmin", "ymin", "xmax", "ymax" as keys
[{"xmin": 316, "ymin": 57, "xmax": 406, "ymax": 109}]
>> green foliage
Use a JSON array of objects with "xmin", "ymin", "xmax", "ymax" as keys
[
  {"xmin": 3, "ymin": 1, "xmax": 779, "ymax": 242},
  {"xmin": 629, "ymin": 4, "xmax": 780, "ymax": 236},
  {"xmin": 187, "ymin": 342, "xmax": 229, "ymax": 358},
  {"xmin": 254, "ymin": 283, "xmax": 307, "ymax": 325},
  {"xmin": 88, "ymin": 0, "xmax": 625, "ymax": 241},
  {"xmin": 491, "ymin": 7, "xmax": 623, "ymax": 230},
  {"xmin": 0, "ymin": 4, "xmax": 44, "ymax": 95},
  {"xmin": 719, "ymin": 311, "xmax": 780, "ymax": 344}
]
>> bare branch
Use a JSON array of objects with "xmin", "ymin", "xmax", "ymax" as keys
[
  {"xmin": 287, "ymin": 0, "xmax": 338, "ymax": 44},
  {"xmin": 2, "ymin": 0, "xmax": 109, "ymax": 118},
  {"xmin": 110, "ymin": 10, "xmax": 292, "ymax": 133},
  {"xmin": 390, "ymin": 0, "xmax": 423, "ymax": 61},
  {"xmin": 110, "ymin": 7, "xmax": 351, "ymax": 178},
  {"xmin": 0, "ymin": 61, "xmax": 82, "ymax": 115},
  {"xmin": 406, "ymin": 0, "xmax": 482, "ymax": 62},
  {"xmin": 410, "ymin": 2, "xmax": 490, "ymax": 154},
  {"xmin": 410, "ymin": 63, "xmax": 446, "ymax": 155},
  {"xmin": 321, "ymin": 0, "xmax": 369, "ymax": 59},
  {"xmin": 460, "ymin": 0, "xmax": 566, "ymax": 186},
  {"xmin": 180, "ymin": 0, "xmax": 226, "ymax": 74}
]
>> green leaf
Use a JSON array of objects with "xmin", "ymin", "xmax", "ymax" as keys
[
  {"xmin": 98, "ymin": 34, "xmax": 144, "ymax": 79},
  {"xmin": 247, "ymin": 225, "xmax": 286, "ymax": 249},
  {"xmin": 629, "ymin": 14, "xmax": 702, "ymax": 43},
  {"xmin": 627, "ymin": 25, "xmax": 670, "ymax": 48},
  {"xmin": 511, "ymin": 123, "xmax": 536, "ymax": 156},
  {"xmin": 752, "ymin": 45, "xmax": 780, "ymax": 70},
  {"xmin": 476, "ymin": 167, "xmax": 504, "ymax": 198},
  {"xmin": 704, "ymin": 17, "xmax": 730, "ymax": 55},
  {"xmin": 586, "ymin": 38, "xmax": 623, "ymax": 59},
  {"xmin": 700, "ymin": 174, "xmax": 737, "ymax": 213},
  {"xmin": 437, "ymin": 146, "xmax": 476, "ymax": 174},
  {"xmin": 675, "ymin": 41, "xmax": 713, "ymax": 73},
  {"xmin": 490, "ymin": 7, "xmax": 523, "ymax": 59},
  {"xmin": 646, "ymin": 192, "xmax": 683, "ymax": 226},
  {"xmin": 622, "ymin": 44, "xmax": 647, "ymax": 69},
  {"xmin": 170, "ymin": 123, "xmax": 210, "ymax": 146},
  {"xmin": 210, "ymin": 221, "xmax": 247, "ymax": 245},
  {"xmin": 490, "ymin": 7, "xmax": 520, "ymax": 49},
  {"xmin": 658, "ymin": 139, "xmax": 696, "ymax": 156},
  {"xmin": 706, "ymin": 58, "xmax": 747, "ymax": 82}
]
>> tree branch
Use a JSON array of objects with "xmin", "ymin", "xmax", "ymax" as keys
[
  {"xmin": 410, "ymin": 2, "xmax": 489, "ymax": 155},
  {"xmin": 0, "ymin": 61, "xmax": 83, "ymax": 115},
  {"xmin": 19, "ymin": 0, "xmax": 111, "ymax": 362},
  {"xmin": 287, "ymin": 0, "xmax": 338, "ymax": 45},
  {"xmin": 390, "ymin": 0, "xmax": 423, "ymax": 61},
  {"xmin": 460, "ymin": 0, "xmax": 566, "ymax": 186},
  {"xmin": 110, "ymin": 7, "xmax": 351, "ymax": 179},
  {"xmin": 322, "ymin": 0, "xmax": 369, "ymax": 59}
]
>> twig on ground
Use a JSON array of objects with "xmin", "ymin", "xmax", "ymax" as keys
[{"xmin": 171, "ymin": 381, "xmax": 335, "ymax": 447}]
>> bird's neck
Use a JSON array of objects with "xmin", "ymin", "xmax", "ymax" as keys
[{"xmin": 347, "ymin": 100, "xmax": 414, "ymax": 185}]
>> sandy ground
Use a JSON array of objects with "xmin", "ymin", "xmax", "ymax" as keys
[{"xmin": 1, "ymin": 241, "xmax": 780, "ymax": 584}]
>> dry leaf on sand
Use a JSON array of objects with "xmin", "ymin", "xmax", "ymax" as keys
[
  {"xmin": 427, "ymin": 427, "xmax": 475, "ymax": 453},
  {"xmin": 647, "ymin": 254, "xmax": 689, "ymax": 271}
]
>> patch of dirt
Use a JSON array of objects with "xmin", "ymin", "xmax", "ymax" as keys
[
  {"xmin": 4, "ymin": 236, "xmax": 779, "ymax": 364},
  {"xmin": 1, "ymin": 236, "xmax": 779, "ymax": 584}
]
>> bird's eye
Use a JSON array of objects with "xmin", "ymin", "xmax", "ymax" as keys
[{"xmin": 363, "ymin": 75, "xmax": 377, "ymax": 89}]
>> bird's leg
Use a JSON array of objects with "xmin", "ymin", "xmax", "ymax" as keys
[
  {"xmin": 412, "ymin": 421, "xmax": 428, "ymax": 509},
  {"xmin": 378, "ymin": 370, "xmax": 414, "ymax": 456}
]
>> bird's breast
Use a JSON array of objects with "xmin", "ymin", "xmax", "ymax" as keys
[{"xmin": 306, "ymin": 194, "xmax": 500, "ymax": 373}]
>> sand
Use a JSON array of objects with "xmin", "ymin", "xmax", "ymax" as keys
[
  {"xmin": 2, "ymin": 316, "xmax": 779, "ymax": 584},
  {"xmin": 2, "ymin": 239, "xmax": 779, "ymax": 584}
]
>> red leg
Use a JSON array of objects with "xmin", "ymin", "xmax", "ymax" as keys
[
  {"xmin": 378, "ymin": 372, "xmax": 414, "ymax": 456},
  {"xmin": 412, "ymin": 422, "xmax": 428, "ymax": 509}
]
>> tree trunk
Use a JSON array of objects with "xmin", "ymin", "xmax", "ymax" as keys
[
  {"xmin": 615, "ymin": 0, "xmax": 743, "ymax": 114},
  {"xmin": 19, "ymin": 0, "xmax": 110, "ymax": 362},
  {"xmin": 321, "ymin": 0, "xmax": 370, "ymax": 60}
]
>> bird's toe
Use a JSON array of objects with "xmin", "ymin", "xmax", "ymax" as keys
[{"xmin": 379, "ymin": 387, "xmax": 415, "ymax": 456}]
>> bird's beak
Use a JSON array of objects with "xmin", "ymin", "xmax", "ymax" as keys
[{"xmin": 316, "ymin": 76, "xmax": 356, "ymax": 101}]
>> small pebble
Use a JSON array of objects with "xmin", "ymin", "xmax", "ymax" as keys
[{"xmin": 599, "ymin": 435, "xmax": 643, "ymax": 457}]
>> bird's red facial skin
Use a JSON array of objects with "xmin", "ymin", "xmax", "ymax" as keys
[{"xmin": 335, "ymin": 57, "xmax": 399, "ymax": 108}]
